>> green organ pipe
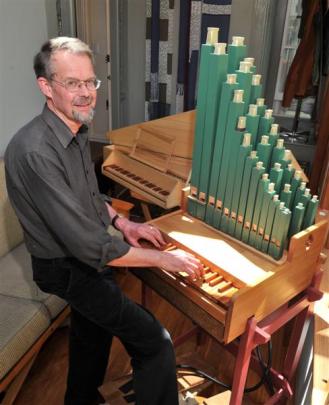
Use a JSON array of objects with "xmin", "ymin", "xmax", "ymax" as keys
[
  {"xmin": 269, "ymin": 163, "xmax": 283, "ymax": 193},
  {"xmin": 236, "ymin": 61, "xmax": 253, "ymax": 114},
  {"xmin": 241, "ymin": 161, "xmax": 265, "ymax": 244},
  {"xmin": 227, "ymin": 36, "xmax": 247, "ymax": 74},
  {"xmin": 302, "ymin": 195, "xmax": 319, "ymax": 229},
  {"xmin": 255, "ymin": 183, "xmax": 276, "ymax": 250},
  {"xmin": 280, "ymin": 183, "xmax": 292, "ymax": 209},
  {"xmin": 246, "ymin": 104, "xmax": 260, "ymax": 149},
  {"xmin": 212, "ymin": 89, "xmax": 245, "ymax": 228},
  {"xmin": 256, "ymin": 98, "xmax": 267, "ymax": 117},
  {"xmin": 289, "ymin": 202, "xmax": 305, "ymax": 238},
  {"xmin": 227, "ymin": 133, "xmax": 253, "ymax": 236},
  {"xmin": 220, "ymin": 116, "xmax": 246, "ymax": 233},
  {"xmin": 205, "ymin": 74, "xmax": 239, "ymax": 225},
  {"xmin": 256, "ymin": 109, "xmax": 274, "ymax": 145},
  {"xmin": 261, "ymin": 194, "xmax": 280, "ymax": 253},
  {"xmin": 271, "ymin": 139, "xmax": 285, "ymax": 169},
  {"xmin": 234, "ymin": 151, "xmax": 259, "ymax": 240},
  {"xmin": 196, "ymin": 43, "xmax": 229, "ymax": 221},
  {"xmin": 256, "ymin": 135, "xmax": 272, "ymax": 172},
  {"xmin": 188, "ymin": 39, "xmax": 215, "ymax": 217},
  {"xmin": 249, "ymin": 173, "xmax": 270, "ymax": 247},
  {"xmin": 249, "ymin": 74, "xmax": 262, "ymax": 104},
  {"xmin": 292, "ymin": 182, "xmax": 306, "ymax": 207}
]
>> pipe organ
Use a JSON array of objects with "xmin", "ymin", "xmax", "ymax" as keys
[
  {"xmin": 187, "ymin": 28, "xmax": 319, "ymax": 261},
  {"xmin": 103, "ymin": 28, "xmax": 327, "ymax": 353}
]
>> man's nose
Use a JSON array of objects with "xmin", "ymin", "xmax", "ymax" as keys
[{"xmin": 77, "ymin": 82, "xmax": 90, "ymax": 96}]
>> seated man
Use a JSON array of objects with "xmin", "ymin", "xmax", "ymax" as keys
[{"xmin": 4, "ymin": 37, "xmax": 203, "ymax": 405}]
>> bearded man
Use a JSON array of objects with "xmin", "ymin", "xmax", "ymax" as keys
[{"xmin": 4, "ymin": 37, "xmax": 202, "ymax": 405}]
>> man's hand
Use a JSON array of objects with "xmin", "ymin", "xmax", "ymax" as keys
[
  {"xmin": 115, "ymin": 217, "xmax": 166, "ymax": 248},
  {"xmin": 108, "ymin": 243, "xmax": 204, "ymax": 281},
  {"xmin": 160, "ymin": 249, "xmax": 204, "ymax": 280}
]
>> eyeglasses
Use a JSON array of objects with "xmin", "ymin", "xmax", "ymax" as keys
[{"xmin": 50, "ymin": 77, "xmax": 101, "ymax": 92}]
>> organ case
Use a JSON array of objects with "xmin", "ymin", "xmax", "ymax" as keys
[{"xmin": 132, "ymin": 209, "xmax": 328, "ymax": 344}]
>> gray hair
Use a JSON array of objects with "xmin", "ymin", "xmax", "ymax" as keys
[{"xmin": 33, "ymin": 37, "xmax": 94, "ymax": 79}]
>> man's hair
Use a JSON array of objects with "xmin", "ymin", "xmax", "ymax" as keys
[{"xmin": 33, "ymin": 37, "xmax": 94, "ymax": 79}]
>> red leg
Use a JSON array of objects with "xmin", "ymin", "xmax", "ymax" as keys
[
  {"xmin": 283, "ymin": 306, "xmax": 312, "ymax": 382},
  {"xmin": 229, "ymin": 318, "xmax": 258, "ymax": 405}
]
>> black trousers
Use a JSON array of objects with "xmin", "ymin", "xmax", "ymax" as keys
[{"xmin": 32, "ymin": 256, "xmax": 179, "ymax": 405}]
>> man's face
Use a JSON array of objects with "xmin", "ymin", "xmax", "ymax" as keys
[{"xmin": 42, "ymin": 51, "xmax": 97, "ymax": 130}]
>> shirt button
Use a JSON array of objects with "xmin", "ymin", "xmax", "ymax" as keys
[
  {"xmin": 86, "ymin": 169, "xmax": 89, "ymax": 174},
  {"xmin": 92, "ymin": 192, "xmax": 95, "ymax": 196}
]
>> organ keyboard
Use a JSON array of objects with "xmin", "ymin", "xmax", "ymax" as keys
[
  {"xmin": 102, "ymin": 111, "xmax": 194, "ymax": 209},
  {"xmin": 103, "ymin": 150, "xmax": 181, "ymax": 208}
]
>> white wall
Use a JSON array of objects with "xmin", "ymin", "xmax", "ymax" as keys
[{"xmin": 0, "ymin": 0, "xmax": 55, "ymax": 157}]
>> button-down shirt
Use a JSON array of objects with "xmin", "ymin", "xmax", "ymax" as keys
[{"xmin": 4, "ymin": 105, "xmax": 130, "ymax": 270}]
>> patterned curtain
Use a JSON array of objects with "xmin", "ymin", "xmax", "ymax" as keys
[
  {"xmin": 145, "ymin": 0, "xmax": 175, "ymax": 120},
  {"xmin": 145, "ymin": 0, "xmax": 232, "ymax": 121}
]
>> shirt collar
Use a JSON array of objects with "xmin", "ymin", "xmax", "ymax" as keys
[{"xmin": 41, "ymin": 104, "xmax": 89, "ymax": 149}]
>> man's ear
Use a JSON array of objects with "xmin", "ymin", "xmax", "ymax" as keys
[{"xmin": 37, "ymin": 77, "xmax": 53, "ymax": 99}]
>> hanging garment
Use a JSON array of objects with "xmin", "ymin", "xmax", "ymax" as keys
[{"xmin": 282, "ymin": 0, "xmax": 320, "ymax": 107}]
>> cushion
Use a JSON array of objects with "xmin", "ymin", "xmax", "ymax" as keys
[
  {"xmin": 0, "ymin": 243, "xmax": 67, "ymax": 318},
  {"xmin": 0, "ymin": 294, "xmax": 50, "ymax": 380},
  {"xmin": 0, "ymin": 159, "xmax": 24, "ymax": 257}
]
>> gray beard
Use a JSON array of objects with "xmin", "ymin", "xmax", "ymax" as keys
[{"xmin": 72, "ymin": 108, "xmax": 95, "ymax": 125}]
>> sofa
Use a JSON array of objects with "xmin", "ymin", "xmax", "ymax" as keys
[{"xmin": 0, "ymin": 158, "xmax": 69, "ymax": 404}]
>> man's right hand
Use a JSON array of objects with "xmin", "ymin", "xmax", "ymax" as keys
[
  {"xmin": 159, "ymin": 249, "xmax": 204, "ymax": 280},
  {"xmin": 108, "ymin": 246, "xmax": 204, "ymax": 281}
]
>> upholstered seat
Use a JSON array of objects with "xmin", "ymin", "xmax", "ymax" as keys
[
  {"xmin": 0, "ymin": 158, "xmax": 69, "ymax": 403},
  {"xmin": 0, "ymin": 295, "xmax": 50, "ymax": 380},
  {"xmin": 0, "ymin": 243, "xmax": 67, "ymax": 318}
]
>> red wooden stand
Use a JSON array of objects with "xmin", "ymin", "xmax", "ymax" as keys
[{"xmin": 141, "ymin": 270, "xmax": 323, "ymax": 404}]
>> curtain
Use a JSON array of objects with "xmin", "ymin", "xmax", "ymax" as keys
[{"xmin": 145, "ymin": 0, "xmax": 232, "ymax": 121}]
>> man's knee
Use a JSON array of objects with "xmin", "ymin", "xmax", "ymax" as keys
[{"xmin": 150, "ymin": 326, "xmax": 176, "ymax": 364}]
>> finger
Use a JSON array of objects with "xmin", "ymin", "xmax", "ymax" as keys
[
  {"xmin": 152, "ymin": 231, "xmax": 166, "ymax": 247},
  {"xmin": 141, "ymin": 233, "xmax": 162, "ymax": 248},
  {"xmin": 184, "ymin": 262, "xmax": 202, "ymax": 279},
  {"xmin": 125, "ymin": 237, "xmax": 141, "ymax": 248},
  {"xmin": 147, "ymin": 225, "xmax": 166, "ymax": 245},
  {"xmin": 191, "ymin": 259, "xmax": 204, "ymax": 278},
  {"xmin": 185, "ymin": 267, "xmax": 202, "ymax": 282},
  {"xmin": 152, "ymin": 228, "xmax": 166, "ymax": 245}
]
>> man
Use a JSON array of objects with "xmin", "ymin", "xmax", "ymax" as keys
[{"xmin": 5, "ymin": 37, "xmax": 203, "ymax": 405}]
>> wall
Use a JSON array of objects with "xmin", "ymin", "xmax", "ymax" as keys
[
  {"xmin": 109, "ymin": 0, "xmax": 146, "ymax": 129},
  {"xmin": 0, "ymin": 0, "xmax": 57, "ymax": 157},
  {"xmin": 125, "ymin": 0, "xmax": 146, "ymax": 127}
]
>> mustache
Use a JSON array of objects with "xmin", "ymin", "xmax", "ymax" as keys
[{"xmin": 73, "ymin": 96, "xmax": 92, "ymax": 105}]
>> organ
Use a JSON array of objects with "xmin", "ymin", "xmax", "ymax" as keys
[{"xmin": 102, "ymin": 28, "xmax": 327, "ymax": 404}]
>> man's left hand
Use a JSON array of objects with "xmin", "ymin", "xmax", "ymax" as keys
[{"xmin": 116, "ymin": 218, "xmax": 166, "ymax": 248}]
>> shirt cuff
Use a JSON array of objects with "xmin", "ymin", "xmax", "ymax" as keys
[{"xmin": 100, "ymin": 193, "xmax": 112, "ymax": 205}]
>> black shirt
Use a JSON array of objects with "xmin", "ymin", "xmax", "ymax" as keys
[{"xmin": 4, "ymin": 105, "xmax": 130, "ymax": 270}]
